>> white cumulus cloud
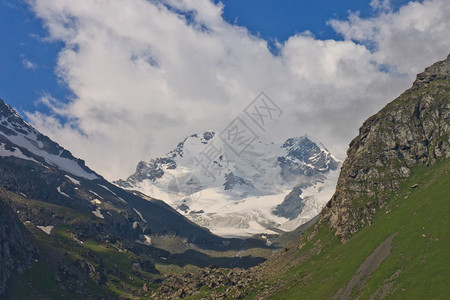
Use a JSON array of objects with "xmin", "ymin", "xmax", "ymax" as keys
[{"xmin": 26, "ymin": 0, "xmax": 450, "ymax": 180}]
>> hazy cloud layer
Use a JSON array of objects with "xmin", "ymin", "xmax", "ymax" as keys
[{"xmin": 27, "ymin": 0, "xmax": 450, "ymax": 180}]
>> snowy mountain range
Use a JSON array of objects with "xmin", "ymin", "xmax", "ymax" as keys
[{"xmin": 116, "ymin": 131, "xmax": 341, "ymax": 237}]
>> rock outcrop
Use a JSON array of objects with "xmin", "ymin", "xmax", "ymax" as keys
[
  {"xmin": 319, "ymin": 54, "xmax": 450, "ymax": 242},
  {"xmin": 0, "ymin": 197, "xmax": 35, "ymax": 295},
  {"xmin": 150, "ymin": 266, "xmax": 255, "ymax": 299}
]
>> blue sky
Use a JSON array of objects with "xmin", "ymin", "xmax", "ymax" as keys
[
  {"xmin": 220, "ymin": 0, "xmax": 378, "ymax": 41},
  {"xmin": 0, "ymin": 0, "xmax": 411, "ymax": 114},
  {"xmin": 0, "ymin": 0, "xmax": 448, "ymax": 179},
  {"xmin": 0, "ymin": 0, "xmax": 66, "ymax": 114}
]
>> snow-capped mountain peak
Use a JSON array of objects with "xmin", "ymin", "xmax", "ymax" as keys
[{"xmin": 116, "ymin": 131, "xmax": 341, "ymax": 237}]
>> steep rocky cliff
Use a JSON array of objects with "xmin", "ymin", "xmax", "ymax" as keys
[
  {"xmin": 0, "ymin": 197, "xmax": 35, "ymax": 295},
  {"xmin": 319, "ymin": 54, "xmax": 450, "ymax": 242}
]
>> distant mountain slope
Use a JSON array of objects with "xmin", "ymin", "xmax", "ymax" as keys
[
  {"xmin": 117, "ymin": 132, "xmax": 340, "ymax": 236},
  {"xmin": 0, "ymin": 100, "xmax": 98, "ymax": 180}
]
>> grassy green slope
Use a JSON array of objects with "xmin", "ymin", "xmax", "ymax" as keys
[
  {"xmin": 0, "ymin": 192, "xmax": 157, "ymax": 299},
  {"xmin": 267, "ymin": 159, "xmax": 449, "ymax": 299}
]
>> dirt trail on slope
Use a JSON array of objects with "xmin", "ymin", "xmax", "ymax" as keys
[{"xmin": 335, "ymin": 233, "xmax": 398, "ymax": 300}]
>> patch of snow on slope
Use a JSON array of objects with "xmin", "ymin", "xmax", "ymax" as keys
[
  {"xmin": 0, "ymin": 143, "xmax": 40, "ymax": 164},
  {"xmin": 37, "ymin": 225, "xmax": 54, "ymax": 235},
  {"xmin": 65, "ymin": 175, "xmax": 81, "ymax": 185},
  {"xmin": 98, "ymin": 184, "xmax": 117, "ymax": 196},
  {"xmin": 136, "ymin": 235, "xmax": 152, "ymax": 246},
  {"xmin": 4, "ymin": 131, "xmax": 98, "ymax": 180},
  {"xmin": 57, "ymin": 186, "xmax": 70, "ymax": 198},
  {"xmin": 133, "ymin": 208, "xmax": 147, "ymax": 223},
  {"xmin": 89, "ymin": 190, "xmax": 103, "ymax": 199},
  {"xmin": 117, "ymin": 196, "xmax": 126, "ymax": 203},
  {"xmin": 92, "ymin": 209, "xmax": 104, "ymax": 219},
  {"xmin": 91, "ymin": 199, "xmax": 102, "ymax": 205}
]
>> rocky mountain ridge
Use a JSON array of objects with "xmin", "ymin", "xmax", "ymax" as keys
[
  {"xmin": 0, "ymin": 100, "xmax": 98, "ymax": 180},
  {"xmin": 318, "ymin": 53, "xmax": 450, "ymax": 242}
]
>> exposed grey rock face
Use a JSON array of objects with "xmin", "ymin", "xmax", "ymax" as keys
[
  {"xmin": 116, "ymin": 133, "xmax": 212, "ymax": 186},
  {"xmin": 0, "ymin": 197, "xmax": 35, "ymax": 295},
  {"xmin": 119, "ymin": 133, "xmax": 218, "ymax": 186},
  {"xmin": 274, "ymin": 184, "xmax": 307, "ymax": 220},
  {"xmin": 132, "ymin": 157, "xmax": 177, "ymax": 184},
  {"xmin": 223, "ymin": 172, "xmax": 254, "ymax": 190},
  {"xmin": 319, "ymin": 54, "xmax": 450, "ymax": 243},
  {"xmin": 279, "ymin": 137, "xmax": 339, "ymax": 180},
  {"xmin": 274, "ymin": 137, "xmax": 339, "ymax": 219}
]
